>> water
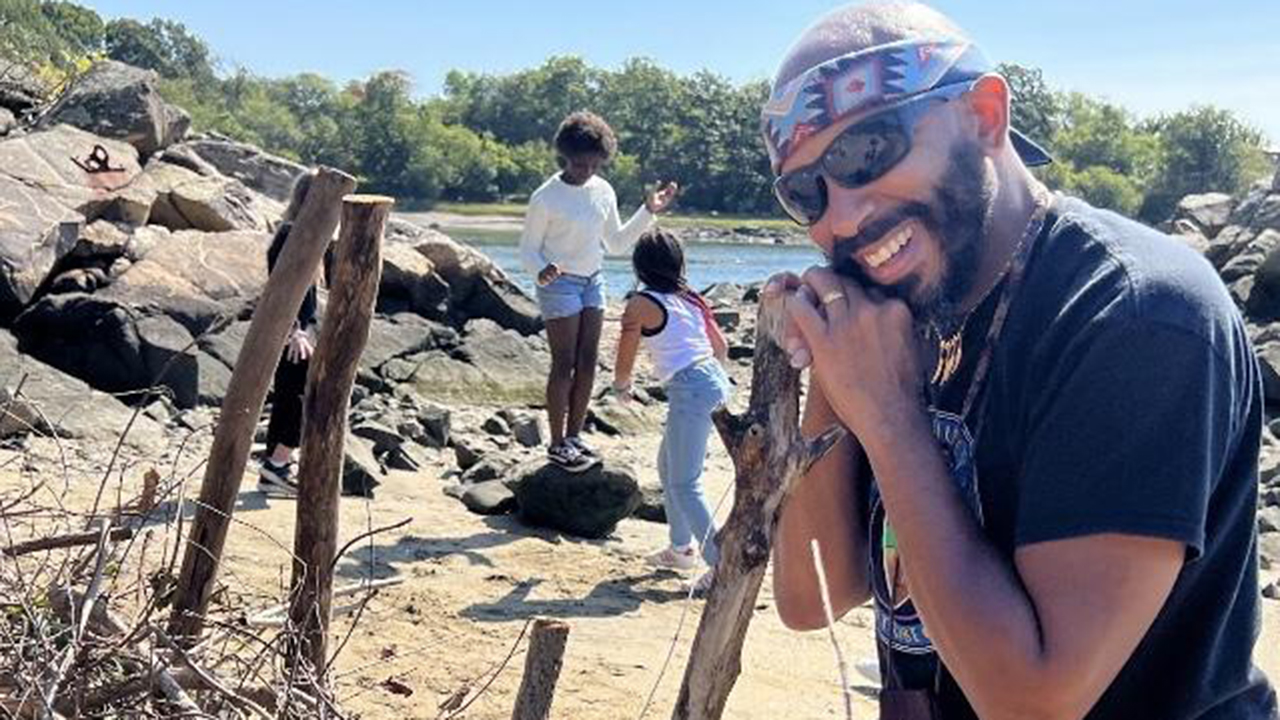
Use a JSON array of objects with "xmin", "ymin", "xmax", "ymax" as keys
[{"xmin": 445, "ymin": 227, "xmax": 823, "ymax": 297}]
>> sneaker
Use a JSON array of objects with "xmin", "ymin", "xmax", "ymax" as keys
[
  {"xmin": 687, "ymin": 568, "xmax": 716, "ymax": 597},
  {"xmin": 258, "ymin": 460, "xmax": 299, "ymax": 497},
  {"xmin": 546, "ymin": 442, "xmax": 595, "ymax": 473},
  {"xmin": 566, "ymin": 436, "xmax": 599, "ymax": 459},
  {"xmin": 646, "ymin": 544, "xmax": 698, "ymax": 571}
]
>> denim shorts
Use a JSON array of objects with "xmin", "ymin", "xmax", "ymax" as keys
[{"xmin": 536, "ymin": 273, "xmax": 606, "ymax": 320}]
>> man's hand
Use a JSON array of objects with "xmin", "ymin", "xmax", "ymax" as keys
[
  {"xmin": 285, "ymin": 326, "xmax": 315, "ymax": 363},
  {"xmin": 782, "ymin": 266, "xmax": 924, "ymax": 443},
  {"xmin": 537, "ymin": 263, "xmax": 562, "ymax": 286},
  {"xmin": 645, "ymin": 181, "xmax": 679, "ymax": 214}
]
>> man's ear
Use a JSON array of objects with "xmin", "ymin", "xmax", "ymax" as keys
[{"xmin": 966, "ymin": 74, "xmax": 1012, "ymax": 155}]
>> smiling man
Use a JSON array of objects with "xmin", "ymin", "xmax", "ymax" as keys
[{"xmin": 763, "ymin": 3, "xmax": 1278, "ymax": 719}]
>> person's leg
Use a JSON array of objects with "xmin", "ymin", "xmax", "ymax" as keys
[
  {"xmin": 543, "ymin": 313, "xmax": 581, "ymax": 447},
  {"xmin": 265, "ymin": 353, "xmax": 308, "ymax": 462},
  {"xmin": 566, "ymin": 307, "xmax": 603, "ymax": 439},
  {"xmin": 657, "ymin": 427, "xmax": 692, "ymax": 549},
  {"xmin": 663, "ymin": 364, "xmax": 725, "ymax": 566}
]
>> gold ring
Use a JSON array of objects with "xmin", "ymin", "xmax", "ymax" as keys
[{"xmin": 821, "ymin": 291, "xmax": 845, "ymax": 305}]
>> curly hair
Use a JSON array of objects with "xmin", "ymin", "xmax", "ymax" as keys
[{"xmin": 553, "ymin": 111, "xmax": 618, "ymax": 160}]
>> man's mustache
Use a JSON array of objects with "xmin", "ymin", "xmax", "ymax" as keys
[{"xmin": 829, "ymin": 201, "xmax": 933, "ymax": 278}]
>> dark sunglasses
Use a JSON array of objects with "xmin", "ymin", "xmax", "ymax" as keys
[{"xmin": 772, "ymin": 83, "xmax": 970, "ymax": 226}]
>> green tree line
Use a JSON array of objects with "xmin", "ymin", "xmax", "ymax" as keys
[{"xmin": 3, "ymin": 0, "xmax": 1272, "ymax": 222}]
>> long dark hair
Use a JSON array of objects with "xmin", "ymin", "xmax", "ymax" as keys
[{"xmin": 632, "ymin": 228, "xmax": 714, "ymax": 317}]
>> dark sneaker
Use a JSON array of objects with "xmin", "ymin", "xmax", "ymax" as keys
[
  {"xmin": 258, "ymin": 460, "xmax": 299, "ymax": 497},
  {"xmin": 566, "ymin": 436, "xmax": 599, "ymax": 459},
  {"xmin": 547, "ymin": 442, "xmax": 596, "ymax": 473}
]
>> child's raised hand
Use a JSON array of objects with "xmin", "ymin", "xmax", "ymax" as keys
[{"xmin": 645, "ymin": 182, "xmax": 679, "ymax": 214}]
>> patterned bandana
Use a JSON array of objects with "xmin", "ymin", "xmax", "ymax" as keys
[{"xmin": 762, "ymin": 39, "xmax": 997, "ymax": 172}]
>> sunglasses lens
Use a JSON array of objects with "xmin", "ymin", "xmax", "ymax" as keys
[
  {"xmin": 774, "ymin": 171, "xmax": 827, "ymax": 226},
  {"xmin": 823, "ymin": 117, "xmax": 911, "ymax": 188}
]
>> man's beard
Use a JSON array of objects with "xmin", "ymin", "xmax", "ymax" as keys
[{"xmin": 831, "ymin": 140, "xmax": 995, "ymax": 330}]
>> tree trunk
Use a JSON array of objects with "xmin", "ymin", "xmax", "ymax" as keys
[
  {"xmin": 671, "ymin": 295, "xmax": 844, "ymax": 720},
  {"xmin": 511, "ymin": 618, "xmax": 570, "ymax": 720},
  {"xmin": 287, "ymin": 194, "xmax": 393, "ymax": 677},
  {"xmin": 168, "ymin": 167, "xmax": 356, "ymax": 644}
]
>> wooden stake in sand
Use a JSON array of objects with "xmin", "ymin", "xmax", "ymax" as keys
[
  {"xmin": 288, "ymin": 194, "xmax": 393, "ymax": 676},
  {"xmin": 671, "ymin": 294, "xmax": 845, "ymax": 720},
  {"xmin": 169, "ymin": 167, "xmax": 357, "ymax": 643},
  {"xmin": 511, "ymin": 618, "xmax": 571, "ymax": 720}
]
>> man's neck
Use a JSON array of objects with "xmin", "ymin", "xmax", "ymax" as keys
[{"xmin": 959, "ymin": 161, "xmax": 1043, "ymax": 315}]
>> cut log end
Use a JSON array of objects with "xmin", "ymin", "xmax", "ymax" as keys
[{"xmin": 342, "ymin": 194, "xmax": 396, "ymax": 205}]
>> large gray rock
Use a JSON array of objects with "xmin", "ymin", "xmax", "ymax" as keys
[
  {"xmin": 382, "ymin": 319, "xmax": 551, "ymax": 405},
  {"xmin": 41, "ymin": 60, "xmax": 189, "ymax": 158},
  {"xmin": 0, "ymin": 63, "xmax": 49, "ymax": 114},
  {"xmin": 390, "ymin": 218, "xmax": 542, "ymax": 335},
  {"xmin": 1238, "ymin": 231, "xmax": 1280, "ymax": 319},
  {"xmin": 142, "ymin": 159, "xmax": 282, "ymax": 232},
  {"xmin": 343, "ymin": 434, "xmax": 383, "ymax": 498},
  {"xmin": 0, "ymin": 108, "xmax": 15, "ymax": 136},
  {"xmin": 0, "ymin": 329, "xmax": 163, "ymax": 451},
  {"xmin": 171, "ymin": 139, "xmax": 307, "ymax": 202},
  {"xmin": 1172, "ymin": 193, "xmax": 1234, "ymax": 240},
  {"xmin": 379, "ymin": 242, "xmax": 450, "ymax": 320},
  {"xmin": 12, "ymin": 230, "xmax": 267, "ymax": 407},
  {"xmin": 512, "ymin": 460, "xmax": 642, "ymax": 539},
  {"xmin": 461, "ymin": 480, "xmax": 517, "ymax": 515},
  {"xmin": 0, "ymin": 174, "xmax": 82, "ymax": 316},
  {"xmin": 0, "ymin": 126, "xmax": 143, "ymax": 315}
]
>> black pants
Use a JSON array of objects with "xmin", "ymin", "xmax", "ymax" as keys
[{"xmin": 266, "ymin": 352, "xmax": 309, "ymax": 450}]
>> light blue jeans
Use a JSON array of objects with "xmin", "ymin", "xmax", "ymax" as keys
[{"xmin": 658, "ymin": 358, "xmax": 732, "ymax": 566}]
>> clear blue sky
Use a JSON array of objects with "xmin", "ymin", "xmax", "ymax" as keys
[{"xmin": 84, "ymin": 1, "xmax": 1280, "ymax": 144}]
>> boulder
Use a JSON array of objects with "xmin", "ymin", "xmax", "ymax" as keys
[
  {"xmin": 1259, "ymin": 507, "xmax": 1280, "ymax": 534},
  {"xmin": 0, "ymin": 182, "xmax": 81, "ymax": 316},
  {"xmin": 1240, "ymin": 231, "xmax": 1280, "ymax": 319},
  {"xmin": 512, "ymin": 460, "xmax": 642, "ymax": 539},
  {"xmin": 12, "ymin": 229, "xmax": 268, "ymax": 407},
  {"xmin": 383, "ymin": 319, "xmax": 551, "ymax": 405},
  {"xmin": 460, "ymin": 480, "xmax": 517, "ymax": 515},
  {"xmin": 1172, "ymin": 193, "xmax": 1234, "ymax": 239},
  {"xmin": 634, "ymin": 477, "xmax": 667, "ymax": 523},
  {"xmin": 379, "ymin": 242, "xmax": 450, "ymax": 320},
  {"xmin": 417, "ymin": 403, "xmax": 451, "ymax": 449},
  {"xmin": 498, "ymin": 409, "xmax": 544, "ymax": 448},
  {"xmin": 70, "ymin": 220, "xmax": 132, "ymax": 261},
  {"xmin": 40, "ymin": 60, "xmax": 189, "ymax": 158},
  {"xmin": 391, "ymin": 219, "xmax": 542, "ymax": 335},
  {"xmin": 482, "ymin": 415, "xmax": 510, "ymax": 436},
  {"xmin": 343, "ymin": 434, "xmax": 383, "ymax": 498},
  {"xmin": 0, "ymin": 328, "xmax": 163, "ymax": 451},
  {"xmin": 142, "ymin": 159, "xmax": 282, "ymax": 232},
  {"xmin": 0, "ymin": 108, "xmax": 15, "ymax": 135},
  {"xmin": 171, "ymin": 139, "xmax": 307, "ymax": 202},
  {"xmin": 453, "ymin": 435, "xmax": 486, "ymax": 470},
  {"xmin": 0, "ymin": 64, "xmax": 48, "ymax": 114},
  {"xmin": 360, "ymin": 313, "xmax": 456, "ymax": 377},
  {"xmin": 460, "ymin": 453, "xmax": 520, "ymax": 485}
]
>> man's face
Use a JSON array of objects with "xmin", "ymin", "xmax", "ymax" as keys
[
  {"xmin": 782, "ymin": 104, "xmax": 995, "ymax": 324},
  {"xmin": 561, "ymin": 153, "xmax": 605, "ymax": 185}
]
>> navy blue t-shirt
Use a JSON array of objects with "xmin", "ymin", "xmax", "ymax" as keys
[{"xmin": 866, "ymin": 196, "xmax": 1278, "ymax": 719}]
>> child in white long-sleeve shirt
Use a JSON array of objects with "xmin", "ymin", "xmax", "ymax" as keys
[{"xmin": 518, "ymin": 110, "xmax": 677, "ymax": 471}]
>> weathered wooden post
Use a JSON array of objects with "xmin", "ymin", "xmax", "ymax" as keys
[
  {"xmin": 671, "ymin": 295, "xmax": 844, "ymax": 720},
  {"xmin": 287, "ymin": 194, "xmax": 393, "ymax": 676},
  {"xmin": 169, "ymin": 167, "xmax": 356, "ymax": 643},
  {"xmin": 511, "ymin": 618, "xmax": 571, "ymax": 720}
]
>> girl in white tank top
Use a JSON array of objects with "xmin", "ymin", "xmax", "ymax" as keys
[{"xmin": 612, "ymin": 229, "xmax": 731, "ymax": 593}]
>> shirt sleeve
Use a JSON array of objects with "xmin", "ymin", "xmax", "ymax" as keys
[
  {"xmin": 601, "ymin": 187, "xmax": 654, "ymax": 255},
  {"xmin": 519, "ymin": 195, "xmax": 551, "ymax": 275},
  {"xmin": 1014, "ymin": 319, "xmax": 1237, "ymax": 559}
]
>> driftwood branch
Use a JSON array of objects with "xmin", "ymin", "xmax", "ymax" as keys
[
  {"xmin": 671, "ymin": 295, "xmax": 845, "ymax": 720},
  {"xmin": 288, "ymin": 194, "xmax": 393, "ymax": 676},
  {"xmin": 169, "ymin": 167, "xmax": 357, "ymax": 644},
  {"xmin": 511, "ymin": 618, "xmax": 570, "ymax": 720},
  {"xmin": 2, "ymin": 527, "xmax": 133, "ymax": 557}
]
